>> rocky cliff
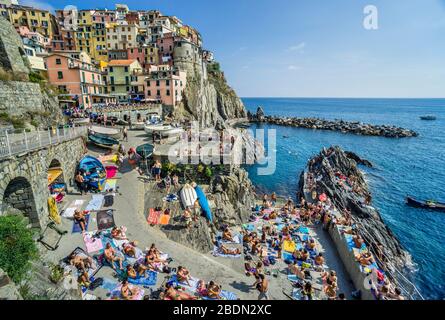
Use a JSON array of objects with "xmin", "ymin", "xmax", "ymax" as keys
[
  {"xmin": 173, "ymin": 61, "xmax": 246, "ymax": 129},
  {"xmin": 298, "ymin": 146, "xmax": 411, "ymax": 270}
]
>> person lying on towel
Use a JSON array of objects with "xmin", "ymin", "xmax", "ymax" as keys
[
  {"xmin": 77, "ymin": 269, "xmax": 90, "ymax": 288},
  {"xmin": 206, "ymin": 281, "xmax": 222, "ymax": 299},
  {"xmin": 222, "ymin": 228, "xmax": 234, "ymax": 242},
  {"xmin": 69, "ymin": 252, "xmax": 93, "ymax": 271},
  {"xmin": 104, "ymin": 243, "xmax": 124, "ymax": 270},
  {"xmin": 111, "ymin": 226, "xmax": 128, "ymax": 240},
  {"xmin": 74, "ymin": 209, "xmax": 90, "ymax": 233},
  {"xmin": 162, "ymin": 282, "xmax": 197, "ymax": 300},
  {"xmin": 218, "ymin": 243, "xmax": 241, "ymax": 256},
  {"xmin": 121, "ymin": 280, "xmax": 138, "ymax": 300},
  {"xmin": 122, "ymin": 241, "xmax": 139, "ymax": 258},
  {"xmin": 177, "ymin": 266, "xmax": 192, "ymax": 287}
]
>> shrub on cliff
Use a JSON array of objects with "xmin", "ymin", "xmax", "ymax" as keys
[{"xmin": 0, "ymin": 215, "xmax": 39, "ymax": 283}]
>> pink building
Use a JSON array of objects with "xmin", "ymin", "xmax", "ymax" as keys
[
  {"xmin": 45, "ymin": 52, "xmax": 114, "ymax": 108},
  {"xmin": 156, "ymin": 33, "xmax": 175, "ymax": 65},
  {"xmin": 144, "ymin": 68, "xmax": 187, "ymax": 108}
]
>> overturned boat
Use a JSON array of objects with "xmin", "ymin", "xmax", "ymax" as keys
[
  {"xmin": 144, "ymin": 123, "xmax": 184, "ymax": 137},
  {"xmin": 89, "ymin": 125, "xmax": 121, "ymax": 139},
  {"xmin": 88, "ymin": 133, "xmax": 120, "ymax": 149}
]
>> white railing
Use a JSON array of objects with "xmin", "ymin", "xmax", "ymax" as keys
[{"xmin": 0, "ymin": 126, "xmax": 88, "ymax": 159}]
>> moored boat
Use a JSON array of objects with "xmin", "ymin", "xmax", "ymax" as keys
[
  {"xmin": 420, "ymin": 115, "xmax": 437, "ymax": 121},
  {"xmin": 180, "ymin": 184, "xmax": 198, "ymax": 208},
  {"xmin": 78, "ymin": 155, "xmax": 107, "ymax": 191},
  {"xmin": 135, "ymin": 143, "xmax": 155, "ymax": 159},
  {"xmin": 406, "ymin": 197, "xmax": 445, "ymax": 212},
  {"xmin": 72, "ymin": 117, "xmax": 90, "ymax": 125},
  {"xmin": 144, "ymin": 124, "xmax": 184, "ymax": 137}
]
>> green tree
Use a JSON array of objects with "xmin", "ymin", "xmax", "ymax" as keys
[{"xmin": 0, "ymin": 215, "xmax": 38, "ymax": 283}]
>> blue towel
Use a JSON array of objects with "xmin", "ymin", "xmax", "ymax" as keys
[
  {"xmin": 128, "ymin": 271, "xmax": 158, "ymax": 287},
  {"xmin": 298, "ymin": 226, "xmax": 310, "ymax": 234},
  {"xmin": 101, "ymin": 278, "xmax": 119, "ymax": 291},
  {"xmin": 243, "ymin": 224, "xmax": 255, "ymax": 232},
  {"xmin": 72, "ymin": 214, "xmax": 90, "ymax": 233}
]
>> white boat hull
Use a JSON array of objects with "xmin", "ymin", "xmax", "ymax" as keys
[
  {"xmin": 132, "ymin": 122, "xmax": 146, "ymax": 130},
  {"xmin": 180, "ymin": 184, "xmax": 198, "ymax": 208},
  {"xmin": 144, "ymin": 124, "xmax": 184, "ymax": 137}
]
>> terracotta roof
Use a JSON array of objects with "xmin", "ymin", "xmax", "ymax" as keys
[{"xmin": 108, "ymin": 59, "xmax": 136, "ymax": 66}]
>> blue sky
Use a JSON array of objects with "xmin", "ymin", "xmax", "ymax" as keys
[{"xmin": 21, "ymin": 0, "xmax": 445, "ymax": 98}]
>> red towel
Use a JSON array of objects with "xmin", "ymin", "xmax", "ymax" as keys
[
  {"xmin": 147, "ymin": 208, "xmax": 161, "ymax": 225},
  {"xmin": 106, "ymin": 166, "xmax": 118, "ymax": 179}
]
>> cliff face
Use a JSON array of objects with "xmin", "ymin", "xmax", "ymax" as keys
[
  {"xmin": 298, "ymin": 146, "xmax": 410, "ymax": 269},
  {"xmin": 174, "ymin": 60, "xmax": 246, "ymax": 129}
]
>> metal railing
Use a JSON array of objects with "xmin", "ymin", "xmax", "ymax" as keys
[{"xmin": 0, "ymin": 126, "xmax": 88, "ymax": 159}]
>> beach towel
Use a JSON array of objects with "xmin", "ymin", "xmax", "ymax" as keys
[
  {"xmin": 242, "ymin": 224, "xmax": 255, "ymax": 232},
  {"xmin": 212, "ymin": 246, "xmax": 242, "ymax": 259},
  {"xmin": 108, "ymin": 284, "xmax": 145, "ymax": 300},
  {"xmin": 158, "ymin": 214, "xmax": 171, "ymax": 225},
  {"xmin": 283, "ymin": 240, "xmax": 296, "ymax": 253},
  {"xmin": 147, "ymin": 208, "xmax": 162, "ymax": 225},
  {"xmin": 83, "ymin": 231, "xmax": 104, "ymax": 254},
  {"xmin": 97, "ymin": 210, "xmax": 116, "ymax": 231},
  {"xmin": 163, "ymin": 194, "xmax": 178, "ymax": 203},
  {"xmin": 202, "ymin": 290, "xmax": 237, "ymax": 300},
  {"xmin": 105, "ymin": 166, "xmax": 118, "ymax": 179},
  {"xmin": 72, "ymin": 214, "xmax": 90, "ymax": 233},
  {"xmin": 62, "ymin": 199, "xmax": 85, "ymax": 218},
  {"xmin": 169, "ymin": 275, "xmax": 200, "ymax": 292},
  {"xmin": 282, "ymin": 251, "xmax": 296, "ymax": 263},
  {"xmin": 101, "ymin": 278, "xmax": 119, "ymax": 291},
  {"xmin": 298, "ymin": 226, "xmax": 310, "ymax": 234},
  {"xmin": 127, "ymin": 271, "xmax": 158, "ymax": 287},
  {"xmin": 60, "ymin": 247, "xmax": 101, "ymax": 279},
  {"xmin": 85, "ymin": 195, "xmax": 104, "ymax": 211},
  {"xmin": 103, "ymin": 193, "xmax": 115, "ymax": 207},
  {"xmin": 104, "ymin": 179, "xmax": 118, "ymax": 192},
  {"xmin": 99, "ymin": 154, "xmax": 118, "ymax": 164}
]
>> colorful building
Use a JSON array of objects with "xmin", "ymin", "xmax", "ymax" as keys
[
  {"xmin": 127, "ymin": 45, "xmax": 159, "ymax": 70},
  {"xmin": 45, "ymin": 52, "xmax": 114, "ymax": 108},
  {"xmin": 0, "ymin": 3, "xmax": 56, "ymax": 38},
  {"xmin": 144, "ymin": 68, "xmax": 187, "ymax": 108},
  {"xmin": 106, "ymin": 23, "xmax": 139, "ymax": 51},
  {"xmin": 107, "ymin": 59, "xmax": 142, "ymax": 103}
]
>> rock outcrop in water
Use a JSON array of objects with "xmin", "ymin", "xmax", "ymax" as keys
[
  {"xmin": 249, "ymin": 110, "xmax": 418, "ymax": 138},
  {"xmin": 298, "ymin": 146, "xmax": 411, "ymax": 270}
]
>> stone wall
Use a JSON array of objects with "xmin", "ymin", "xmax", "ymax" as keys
[
  {"xmin": 0, "ymin": 136, "xmax": 86, "ymax": 228},
  {"xmin": 0, "ymin": 268, "xmax": 22, "ymax": 300},
  {"xmin": 0, "ymin": 16, "xmax": 29, "ymax": 77},
  {"xmin": 0, "ymin": 81, "xmax": 63, "ymax": 127}
]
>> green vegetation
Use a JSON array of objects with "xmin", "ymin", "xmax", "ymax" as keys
[
  {"xmin": 0, "ymin": 215, "xmax": 39, "ymax": 283},
  {"xmin": 28, "ymin": 71, "xmax": 45, "ymax": 84},
  {"xmin": 207, "ymin": 62, "xmax": 221, "ymax": 74}
]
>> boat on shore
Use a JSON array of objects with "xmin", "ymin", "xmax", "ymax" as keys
[
  {"xmin": 72, "ymin": 117, "xmax": 90, "ymax": 125},
  {"xmin": 420, "ymin": 115, "xmax": 437, "ymax": 121},
  {"xmin": 88, "ymin": 133, "xmax": 120, "ymax": 149},
  {"xmin": 406, "ymin": 197, "xmax": 445, "ymax": 212},
  {"xmin": 89, "ymin": 125, "xmax": 121, "ymax": 139},
  {"xmin": 144, "ymin": 123, "xmax": 184, "ymax": 137}
]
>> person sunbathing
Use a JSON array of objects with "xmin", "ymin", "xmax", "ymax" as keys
[
  {"xmin": 219, "ymin": 244, "xmax": 241, "ymax": 256},
  {"xmin": 146, "ymin": 247, "xmax": 168, "ymax": 264},
  {"xmin": 207, "ymin": 281, "xmax": 222, "ymax": 299},
  {"xmin": 222, "ymin": 228, "xmax": 234, "ymax": 242},
  {"xmin": 325, "ymin": 282, "xmax": 338, "ymax": 300},
  {"xmin": 315, "ymin": 253, "xmax": 325, "ymax": 266},
  {"xmin": 322, "ymin": 270, "xmax": 338, "ymax": 287},
  {"xmin": 122, "ymin": 241, "xmax": 138, "ymax": 258},
  {"xmin": 77, "ymin": 269, "xmax": 90, "ymax": 288},
  {"xmin": 269, "ymin": 211, "xmax": 277, "ymax": 220},
  {"xmin": 177, "ymin": 266, "xmax": 192, "ymax": 286},
  {"xmin": 69, "ymin": 253, "xmax": 93, "ymax": 271},
  {"xmin": 307, "ymin": 239, "xmax": 317, "ymax": 250},
  {"xmin": 289, "ymin": 263, "xmax": 306, "ymax": 280},
  {"xmin": 356, "ymin": 252, "xmax": 374, "ymax": 266},
  {"xmin": 135, "ymin": 262, "xmax": 149, "ymax": 276},
  {"xmin": 111, "ymin": 226, "xmax": 128, "ymax": 240},
  {"xmin": 73, "ymin": 210, "xmax": 89, "ymax": 233},
  {"xmin": 164, "ymin": 283, "xmax": 197, "ymax": 300},
  {"xmin": 353, "ymin": 235, "xmax": 365, "ymax": 249},
  {"xmin": 104, "ymin": 243, "xmax": 124, "ymax": 270},
  {"xmin": 126, "ymin": 265, "xmax": 137, "ymax": 279},
  {"xmin": 121, "ymin": 280, "xmax": 137, "ymax": 300},
  {"xmin": 244, "ymin": 262, "xmax": 256, "ymax": 277}
]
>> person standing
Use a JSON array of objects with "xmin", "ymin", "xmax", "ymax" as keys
[
  {"xmin": 75, "ymin": 171, "xmax": 85, "ymax": 195},
  {"xmin": 257, "ymin": 274, "xmax": 269, "ymax": 300},
  {"xmin": 122, "ymin": 126, "xmax": 128, "ymax": 142}
]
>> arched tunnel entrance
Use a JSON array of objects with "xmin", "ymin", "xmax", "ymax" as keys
[{"xmin": 2, "ymin": 177, "xmax": 39, "ymax": 227}]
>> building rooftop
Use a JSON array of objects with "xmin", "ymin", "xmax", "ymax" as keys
[{"xmin": 108, "ymin": 59, "xmax": 136, "ymax": 66}]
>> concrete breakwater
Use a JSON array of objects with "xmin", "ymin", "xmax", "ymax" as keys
[{"xmin": 248, "ymin": 107, "xmax": 418, "ymax": 138}]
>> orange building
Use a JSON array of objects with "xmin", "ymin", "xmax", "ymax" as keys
[{"xmin": 45, "ymin": 52, "xmax": 115, "ymax": 108}]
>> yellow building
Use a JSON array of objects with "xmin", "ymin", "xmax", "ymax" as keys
[
  {"xmin": 74, "ymin": 10, "xmax": 109, "ymax": 63},
  {"xmin": 0, "ymin": 4, "xmax": 56, "ymax": 38}
]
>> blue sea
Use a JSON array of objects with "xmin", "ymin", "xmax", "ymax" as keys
[{"xmin": 242, "ymin": 97, "xmax": 445, "ymax": 300}]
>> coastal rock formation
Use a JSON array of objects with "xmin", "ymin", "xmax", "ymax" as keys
[
  {"xmin": 0, "ymin": 268, "xmax": 22, "ymax": 300},
  {"xmin": 210, "ymin": 167, "xmax": 256, "ymax": 227},
  {"xmin": 298, "ymin": 146, "xmax": 410, "ymax": 269},
  {"xmin": 173, "ymin": 60, "xmax": 246, "ymax": 129},
  {"xmin": 250, "ymin": 111, "xmax": 418, "ymax": 138}
]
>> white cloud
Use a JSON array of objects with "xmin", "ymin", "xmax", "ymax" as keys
[
  {"xmin": 288, "ymin": 42, "xmax": 306, "ymax": 53},
  {"xmin": 19, "ymin": 0, "xmax": 55, "ymax": 13}
]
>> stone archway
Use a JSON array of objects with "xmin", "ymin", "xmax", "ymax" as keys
[{"xmin": 2, "ymin": 177, "xmax": 39, "ymax": 227}]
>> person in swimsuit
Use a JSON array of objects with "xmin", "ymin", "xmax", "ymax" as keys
[
  {"xmin": 152, "ymin": 160, "xmax": 162, "ymax": 182},
  {"xmin": 77, "ymin": 269, "xmax": 90, "ymax": 288},
  {"xmin": 177, "ymin": 266, "xmax": 192, "ymax": 286},
  {"xmin": 315, "ymin": 253, "xmax": 325, "ymax": 266},
  {"xmin": 111, "ymin": 226, "xmax": 128, "ymax": 240},
  {"xmin": 69, "ymin": 253, "xmax": 93, "ymax": 271},
  {"xmin": 222, "ymin": 228, "xmax": 234, "ymax": 242},
  {"xmin": 219, "ymin": 243, "xmax": 241, "ymax": 256},
  {"xmin": 121, "ymin": 280, "xmax": 137, "ymax": 300},
  {"xmin": 122, "ymin": 241, "xmax": 138, "ymax": 258},
  {"xmin": 104, "ymin": 243, "xmax": 123, "ymax": 270},
  {"xmin": 126, "ymin": 265, "xmax": 137, "ymax": 279},
  {"xmin": 207, "ymin": 281, "xmax": 222, "ymax": 299},
  {"xmin": 73, "ymin": 210, "xmax": 89, "ymax": 233},
  {"xmin": 257, "ymin": 274, "xmax": 269, "ymax": 300},
  {"xmin": 164, "ymin": 283, "xmax": 196, "ymax": 300}
]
